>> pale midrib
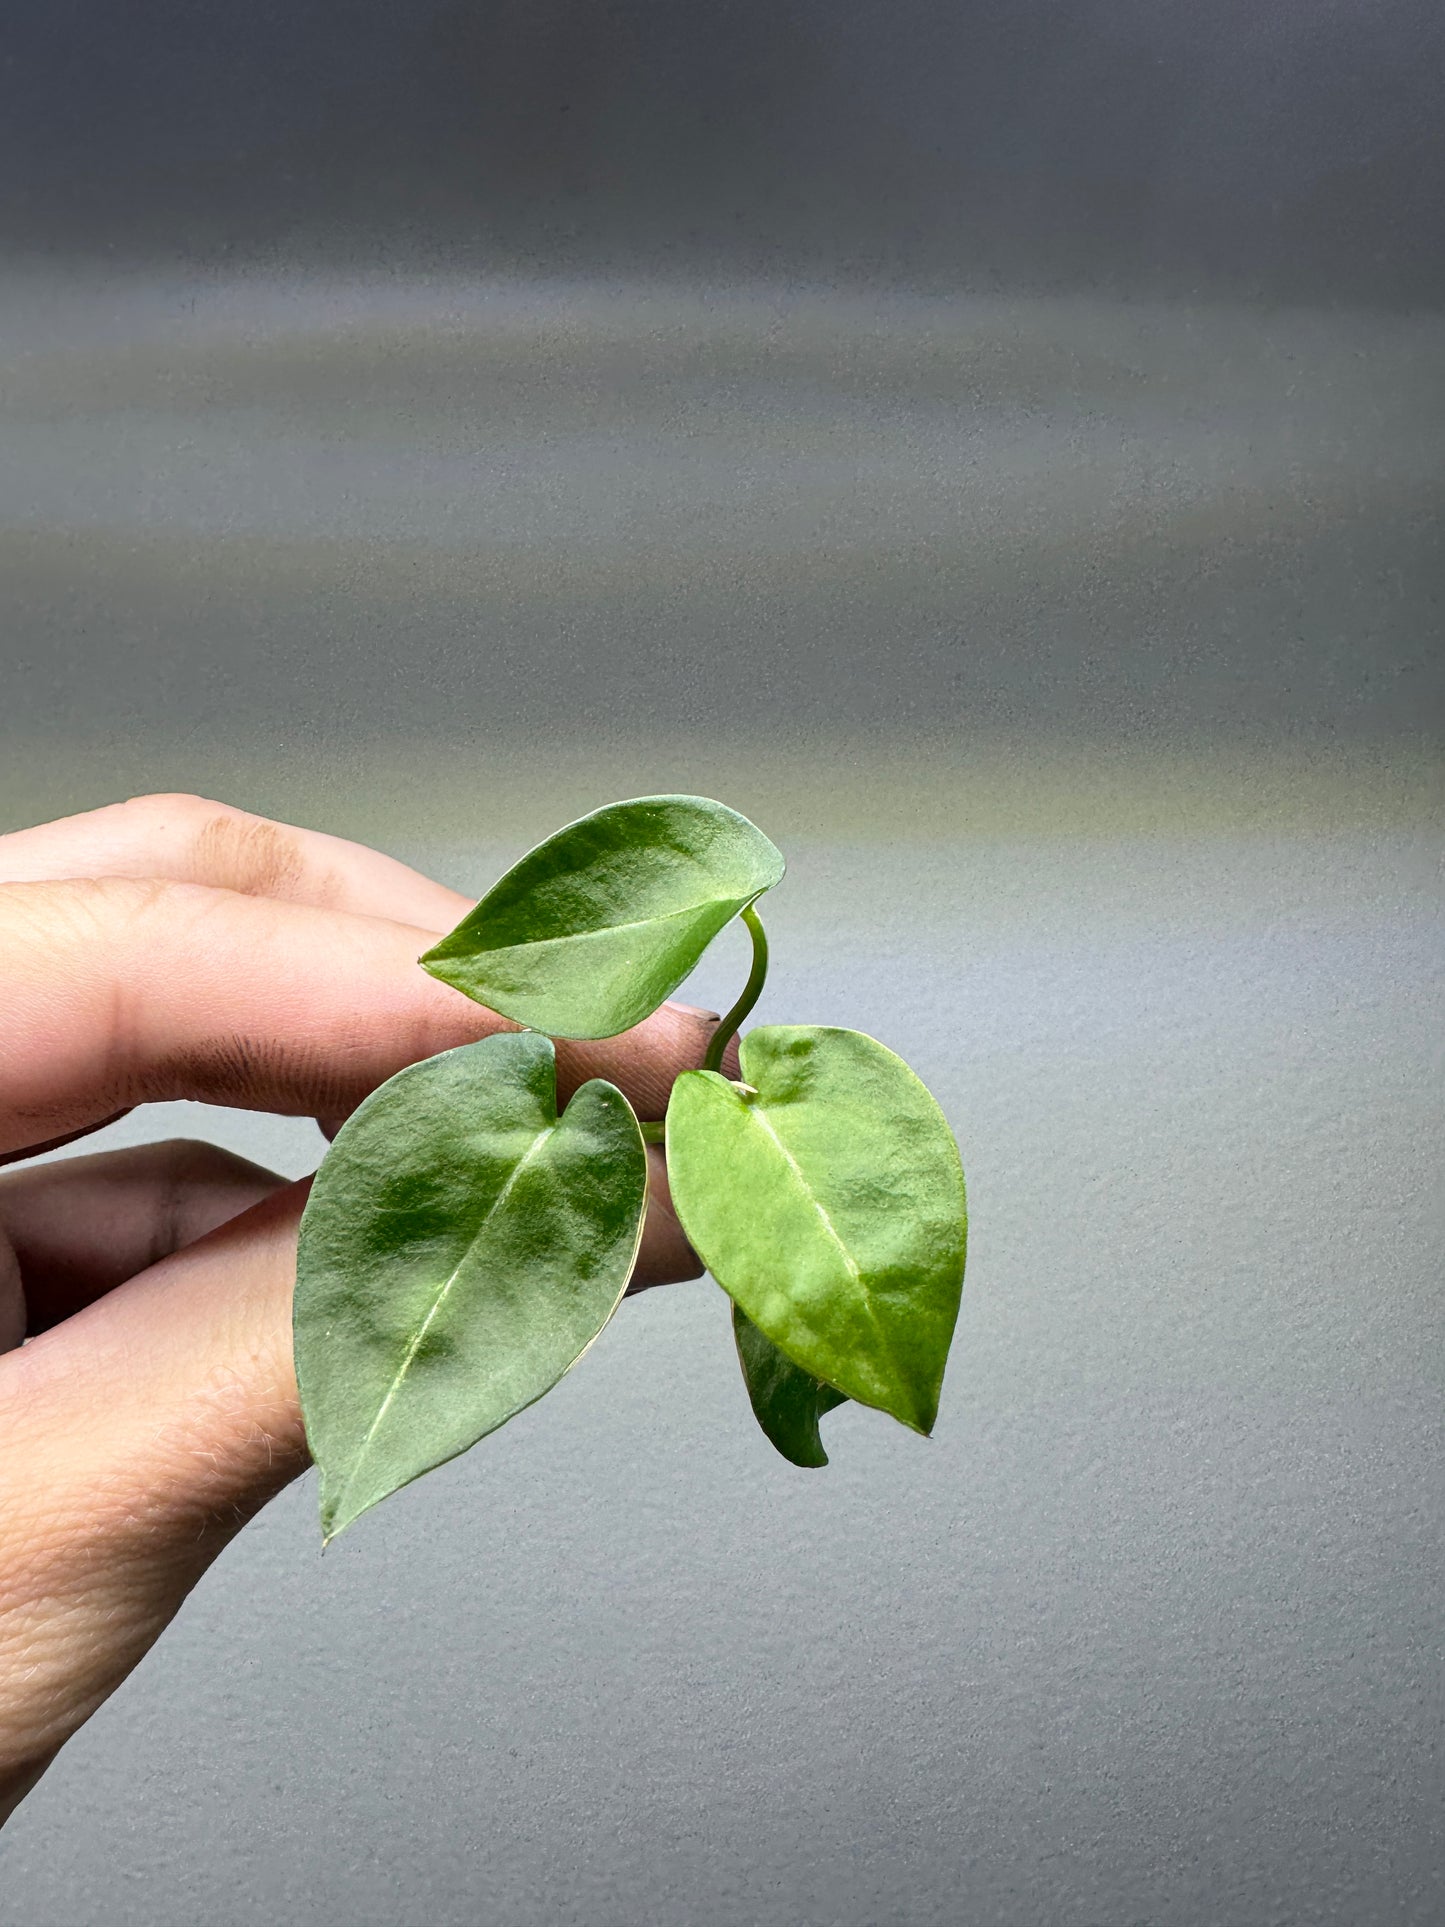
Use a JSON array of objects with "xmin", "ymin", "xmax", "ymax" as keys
[
  {"xmin": 338, "ymin": 1123, "xmax": 555, "ymax": 1501},
  {"xmin": 747, "ymin": 1106, "xmax": 905, "ymax": 1372},
  {"xmin": 749, "ymin": 1105, "xmax": 862, "ymax": 1290},
  {"xmin": 746, "ymin": 1106, "xmax": 909, "ymax": 1396},
  {"xmin": 473, "ymin": 894, "xmax": 746, "ymax": 954}
]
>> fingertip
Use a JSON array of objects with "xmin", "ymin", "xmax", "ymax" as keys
[
  {"xmin": 664, "ymin": 1000, "xmax": 721, "ymax": 1024},
  {"xmin": 555, "ymin": 998, "xmax": 718, "ymax": 1117},
  {"xmin": 660, "ymin": 1002, "xmax": 739, "ymax": 1081}
]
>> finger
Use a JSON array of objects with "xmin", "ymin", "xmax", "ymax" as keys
[
  {"xmin": 0, "ymin": 1141, "xmax": 286, "ymax": 1336},
  {"xmin": 0, "ymin": 794, "xmax": 465, "ymax": 1154},
  {"xmin": 0, "ymin": 792, "xmax": 474, "ymax": 930},
  {"xmin": 0, "ymin": 1111, "xmax": 134, "ymax": 1170},
  {"xmin": 0, "ymin": 877, "xmax": 730, "ymax": 1154},
  {"xmin": 0, "ymin": 1183, "xmax": 311, "ymax": 1804},
  {"xmin": 631, "ymin": 1144, "xmax": 702, "ymax": 1292}
]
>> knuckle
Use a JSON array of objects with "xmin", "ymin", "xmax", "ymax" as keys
[
  {"xmin": 145, "ymin": 1137, "xmax": 243, "ymax": 1175},
  {"xmin": 115, "ymin": 791, "xmax": 225, "ymax": 857},
  {"xmin": 119, "ymin": 790, "xmax": 216, "ymax": 828},
  {"xmin": 120, "ymin": 795, "xmax": 312, "ymax": 901},
  {"xmin": 195, "ymin": 808, "xmax": 309, "ymax": 901},
  {"xmin": 142, "ymin": 1139, "xmax": 279, "ymax": 1196}
]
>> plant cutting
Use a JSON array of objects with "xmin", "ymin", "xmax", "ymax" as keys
[{"xmin": 294, "ymin": 796, "xmax": 967, "ymax": 1541}]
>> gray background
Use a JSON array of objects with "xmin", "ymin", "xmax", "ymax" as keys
[{"xmin": 1, "ymin": 3, "xmax": 1442, "ymax": 1922}]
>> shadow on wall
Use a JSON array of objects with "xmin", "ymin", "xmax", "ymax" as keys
[
  {"xmin": 0, "ymin": 0, "xmax": 1442, "ymax": 301},
  {"xmin": 1, "ymin": 273, "xmax": 1441, "ymax": 759}
]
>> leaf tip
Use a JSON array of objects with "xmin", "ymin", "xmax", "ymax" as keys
[
  {"xmin": 875, "ymin": 1383, "xmax": 940, "ymax": 1439},
  {"xmin": 318, "ymin": 1483, "xmax": 358, "ymax": 1547},
  {"xmin": 761, "ymin": 1426, "xmax": 830, "ymax": 1470},
  {"xmin": 320, "ymin": 1507, "xmax": 358, "ymax": 1548}
]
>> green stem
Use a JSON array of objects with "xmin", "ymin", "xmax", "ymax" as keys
[{"xmin": 703, "ymin": 903, "xmax": 769, "ymax": 1076}]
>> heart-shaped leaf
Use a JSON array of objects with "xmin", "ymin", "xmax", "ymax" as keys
[
  {"xmin": 295, "ymin": 1030, "xmax": 646, "ymax": 1541},
  {"xmin": 733, "ymin": 1304, "xmax": 848, "ymax": 1467},
  {"xmin": 419, "ymin": 795, "xmax": 785, "ymax": 1039},
  {"xmin": 666, "ymin": 1026, "xmax": 967, "ymax": 1435}
]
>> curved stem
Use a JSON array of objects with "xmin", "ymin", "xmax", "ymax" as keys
[{"xmin": 703, "ymin": 903, "xmax": 769, "ymax": 1076}]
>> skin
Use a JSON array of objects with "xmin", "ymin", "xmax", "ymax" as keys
[{"xmin": 0, "ymin": 793, "xmax": 733, "ymax": 1826}]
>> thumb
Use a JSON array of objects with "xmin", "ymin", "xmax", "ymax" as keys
[{"xmin": 0, "ymin": 1183, "xmax": 309, "ymax": 1806}]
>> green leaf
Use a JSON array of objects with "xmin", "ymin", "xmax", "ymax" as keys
[
  {"xmin": 666, "ymin": 1026, "xmax": 967, "ymax": 1436},
  {"xmin": 733, "ymin": 1304, "xmax": 848, "ymax": 1468},
  {"xmin": 294, "ymin": 1030, "xmax": 646, "ymax": 1541},
  {"xmin": 419, "ymin": 794, "xmax": 785, "ymax": 1039}
]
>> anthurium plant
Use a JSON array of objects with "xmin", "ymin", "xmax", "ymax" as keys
[{"xmin": 294, "ymin": 797, "xmax": 967, "ymax": 1541}]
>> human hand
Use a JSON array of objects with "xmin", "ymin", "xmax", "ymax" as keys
[{"xmin": 0, "ymin": 794, "xmax": 727, "ymax": 1823}]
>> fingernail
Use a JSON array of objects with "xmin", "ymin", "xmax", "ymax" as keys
[{"xmin": 666, "ymin": 1001, "xmax": 720, "ymax": 1023}]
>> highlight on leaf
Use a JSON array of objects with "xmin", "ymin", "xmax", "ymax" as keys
[{"xmin": 419, "ymin": 793, "xmax": 785, "ymax": 1039}]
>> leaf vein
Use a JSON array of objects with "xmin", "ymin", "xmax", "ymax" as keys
[
  {"xmin": 459, "ymin": 895, "xmax": 744, "ymax": 954},
  {"xmin": 337, "ymin": 1121, "xmax": 556, "ymax": 1500},
  {"xmin": 746, "ymin": 1102, "xmax": 909, "ymax": 1386},
  {"xmin": 748, "ymin": 1105, "xmax": 860, "ymax": 1285}
]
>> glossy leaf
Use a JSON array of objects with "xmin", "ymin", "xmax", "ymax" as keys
[
  {"xmin": 667, "ymin": 1026, "xmax": 967, "ymax": 1436},
  {"xmin": 295, "ymin": 1030, "xmax": 646, "ymax": 1541},
  {"xmin": 419, "ymin": 794, "xmax": 785, "ymax": 1039},
  {"xmin": 733, "ymin": 1304, "xmax": 848, "ymax": 1468}
]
